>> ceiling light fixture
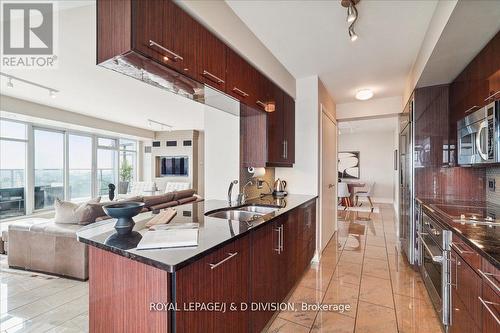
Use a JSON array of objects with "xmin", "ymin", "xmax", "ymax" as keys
[
  {"xmin": 355, "ymin": 89, "xmax": 373, "ymax": 100},
  {"xmin": 147, "ymin": 119, "xmax": 173, "ymax": 131},
  {"xmin": 0, "ymin": 72, "xmax": 59, "ymax": 98},
  {"xmin": 341, "ymin": 0, "xmax": 360, "ymax": 42}
]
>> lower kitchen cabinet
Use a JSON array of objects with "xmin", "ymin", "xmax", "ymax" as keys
[
  {"xmin": 175, "ymin": 236, "xmax": 250, "ymax": 333},
  {"xmin": 480, "ymin": 258, "xmax": 500, "ymax": 333}
]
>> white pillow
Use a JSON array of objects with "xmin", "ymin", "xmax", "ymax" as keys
[{"xmin": 54, "ymin": 197, "xmax": 101, "ymax": 224}]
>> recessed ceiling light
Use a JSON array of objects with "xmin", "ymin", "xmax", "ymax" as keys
[{"xmin": 355, "ymin": 89, "xmax": 373, "ymax": 100}]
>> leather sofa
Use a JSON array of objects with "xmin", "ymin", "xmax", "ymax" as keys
[{"xmin": 7, "ymin": 189, "xmax": 201, "ymax": 280}]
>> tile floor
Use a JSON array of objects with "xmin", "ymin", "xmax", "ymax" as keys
[
  {"xmin": 0, "ymin": 204, "xmax": 442, "ymax": 332},
  {"xmin": 267, "ymin": 204, "xmax": 443, "ymax": 333}
]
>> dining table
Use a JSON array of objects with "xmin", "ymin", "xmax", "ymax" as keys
[{"xmin": 342, "ymin": 180, "xmax": 365, "ymax": 207}]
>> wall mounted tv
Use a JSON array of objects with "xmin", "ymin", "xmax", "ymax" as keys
[{"xmin": 160, "ymin": 156, "xmax": 189, "ymax": 176}]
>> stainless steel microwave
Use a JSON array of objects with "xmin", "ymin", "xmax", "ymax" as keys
[{"xmin": 457, "ymin": 100, "xmax": 500, "ymax": 165}]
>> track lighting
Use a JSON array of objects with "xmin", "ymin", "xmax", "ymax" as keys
[
  {"xmin": 346, "ymin": 3, "xmax": 357, "ymax": 23},
  {"xmin": 342, "ymin": 0, "xmax": 360, "ymax": 42},
  {"xmin": 1, "ymin": 72, "xmax": 59, "ymax": 98}
]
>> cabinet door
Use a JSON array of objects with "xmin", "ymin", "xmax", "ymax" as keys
[
  {"xmin": 132, "ymin": 0, "xmax": 165, "ymax": 63},
  {"xmin": 250, "ymin": 221, "xmax": 280, "ymax": 332},
  {"xmin": 197, "ymin": 28, "xmax": 226, "ymax": 91},
  {"xmin": 481, "ymin": 283, "xmax": 500, "ymax": 333},
  {"xmin": 240, "ymin": 104, "xmax": 267, "ymax": 168},
  {"xmin": 282, "ymin": 212, "xmax": 298, "ymax": 294},
  {"xmin": 283, "ymin": 93, "xmax": 295, "ymax": 164},
  {"xmin": 450, "ymin": 288, "xmax": 481, "ymax": 333},
  {"xmin": 266, "ymin": 85, "xmax": 285, "ymax": 165},
  {"xmin": 226, "ymin": 48, "xmax": 254, "ymax": 104},
  {"xmin": 175, "ymin": 237, "xmax": 250, "ymax": 333},
  {"xmin": 162, "ymin": 1, "xmax": 199, "ymax": 79}
]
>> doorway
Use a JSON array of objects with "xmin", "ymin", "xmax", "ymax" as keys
[{"xmin": 319, "ymin": 104, "xmax": 338, "ymax": 255}]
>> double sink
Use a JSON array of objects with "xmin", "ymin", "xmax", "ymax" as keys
[{"xmin": 205, "ymin": 204, "xmax": 280, "ymax": 223}]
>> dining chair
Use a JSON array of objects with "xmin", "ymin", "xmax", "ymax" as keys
[
  {"xmin": 355, "ymin": 182, "xmax": 375, "ymax": 209},
  {"xmin": 337, "ymin": 182, "xmax": 351, "ymax": 208}
]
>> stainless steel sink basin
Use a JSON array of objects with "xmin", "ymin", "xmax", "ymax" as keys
[
  {"xmin": 237, "ymin": 205, "xmax": 279, "ymax": 215},
  {"xmin": 206, "ymin": 210, "xmax": 265, "ymax": 222}
]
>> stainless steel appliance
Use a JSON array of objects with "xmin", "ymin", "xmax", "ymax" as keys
[
  {"xmin": 399, "ymin": 97, "xmax": 417, "ymax": 265},
  {"xmin": 417, "ymin": 211, "xmax": 452, "ymax": 331},
  {"xmin": 273, "ymin": 178, "xmax": 288, "ymax": 197},
  {"xmin": 432, "ymin": 201, "xmax": 500, "ymax": 227},
  {"xmin": 457, "ymin": 100, "xmax": 500, "ymax": 165}
]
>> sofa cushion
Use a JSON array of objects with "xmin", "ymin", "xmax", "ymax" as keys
[
  {"xmin": 54, "ymin": 197, "xmax": 101, "ymax": 224},
  {"xmin": 173, "ymin": 189, "xmax": 196, "ymax": 201},
  {"xmin": 30, "ymin": 222, "xmax": 82, "ymax": 238},
  {"xmin": 78, "ymin": 203, "xmax": 107, "ymax": 225},
  {"xmin": 149, "ymin": 200, "xmax": 178, "ymax": 211},
  {"xmin": 177, "ymin": 196, "xmax": 197, "ymax": 205},
  {"xmin": 143, "ymin": 193, "xmax": 175, "ymax": 207}
]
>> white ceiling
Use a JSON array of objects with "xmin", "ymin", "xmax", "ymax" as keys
[
  {"xmin": 338, "ymin": 116, "xmax": 397, "ymax": 134},
  {"xmin": 0, "ymin": 3, "xmax": 205, "ymax": 131},
  {"xmin": 227, "ymin": 0, "xmax": 438, "ymax": 104}
]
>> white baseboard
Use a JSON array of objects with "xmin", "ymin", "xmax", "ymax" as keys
[{"xmin": 356, "ymin": 197, "xmax": 393, "ymax": 204}]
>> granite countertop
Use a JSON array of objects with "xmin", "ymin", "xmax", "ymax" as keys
[
  {"xmin": 77, "ymin": 194, "xmax": 317, "ymax": 272},
  {"xmin": 417, "ymin": 197, "xmax": 500, "ymax": 268}
]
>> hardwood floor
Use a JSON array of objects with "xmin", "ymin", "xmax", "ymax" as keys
[
  {"xmin": 266, "ymin": 204, "xmax": 443, "ymax": 333},
  {"xmin": 0, "ymin": 204, "xmax": 442, "ymax": 333}
]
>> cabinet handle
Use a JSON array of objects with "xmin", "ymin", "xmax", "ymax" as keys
[
  {"xmin": 484, "ymin": 91, "xmax": 500, "ymax": 102},
  {"xmin": 256, "ymin": 100, "xmax": 266, "ymax": 109},
  {"xmin": 478, "ymin": 297, "xmax": 500, "ymax": 325},
  {"xmin": 282, "ymin": 141, "xmax": 286, "ymax": 159},
  {"xmin": 478, "ymin": 269, "xmax": 500, "ymax": 293},
  {"xmin": 280, "ymin": 225, "xmax": 284, "ymax": 252},
  {"xmin": 417, "ymin": 231, "xmax": 443, "ymax": 263},
  {"xmin": 209, "ymin": 252, "xmax": 238, "ymax": 269},
  {"xmin": 274, "ymin": 227, "xmax": 281, "ymax": 254},
  {"xmin": 202, "ymin": 70, "xmax": 225, "ymax": 84},
  {"xmin": 232, "ymin": 87, "xmax": 249, "ymax": 97},
  {"xmin": 148, "ymin": 40, "xmax": 183, "ymax": 61},
  {"xmin": 464, "ymin": 105, "xmax": 480, "ymax": 114},
  {"xmin": 451, "ymin": 242, "xmax": 473, "ymax": 255},
  {"xmin": 285, "ymin": 141, "xmax": 288, "ymax": 159}
]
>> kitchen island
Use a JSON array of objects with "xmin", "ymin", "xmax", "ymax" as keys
[{"xmin": 77, "ymin": 194, "xmax": 317, "ymax": 333}]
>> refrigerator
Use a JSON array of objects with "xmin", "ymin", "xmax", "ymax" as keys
[{"xmin": 399, "ymin": 97, "xmax": 416, "ymax": 265}]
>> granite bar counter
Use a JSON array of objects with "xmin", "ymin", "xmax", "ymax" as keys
[
  {"xmin": 77, "ymin": 194, "xmax": 317, "ymax": 272},
  {"xmin": 417, "ymin": 197, "xmax": 500, "ymax": 268}
]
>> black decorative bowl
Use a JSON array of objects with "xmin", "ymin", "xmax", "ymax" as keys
[{"xmin": 103, "ymin": 202, "xmax": 145, "ymax": 235}]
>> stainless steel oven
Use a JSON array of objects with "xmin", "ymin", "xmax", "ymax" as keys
[
  {"xmin": 418, "ymin": 210, "xmax": 452, "ymax": 331},
  {"xmin": 458, "ymin": 100, "xmax": 500, "ymax": 165}
]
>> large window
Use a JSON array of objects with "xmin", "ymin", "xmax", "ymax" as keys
[
  {"xmin": 0, "ymin": 120, "xmax": 27, "ymax": 219},
  {"xmin": 68, "ymin": 134, "xmax": 92, "ymax": 202},
  {"xmin": 34, "ymin": 129, "xmax": 64, "ymax": 210},
  {"xmin": 119, "ymin": 138, "xmax": 137, "ymax": 194},
  {"xmin": 98, "ymin": 138, "xmax": 118, "ymax": 199}
]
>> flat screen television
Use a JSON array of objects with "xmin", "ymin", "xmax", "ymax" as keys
[{"xmin": 160, "ymin": 156, "xmax": 188, "ymax": 176}]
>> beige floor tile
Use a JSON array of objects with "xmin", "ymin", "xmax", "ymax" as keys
[
  {"xmin": 338, "ymin": 251, "xmax": 364, "ymax": 265},
  {"xmin": 391, "ymin": 269, "xmax": 429, "ymax": 300},
  {"xmin": 364, "ymin": 244, "xmax": 388, "ymax": 261},
  {"xmin": 311, "ymin": 311, "xmax": 355, "ymax": 333},
  {"xmin": 355, "ymin": 301, "xmax": 398, "ymax": 333},
  {"xmin": 322, "ymin": 280, "xmax": 359, "ymax": 318},
  {"xmin": 359, "ymin": 275, "xmax": 395, "ymax": 308},
  {"xmin": 297, "ymin": 264, "xmax": 334, "ymax": 291},
  {"xmin": 362, "ymin": 257, "xmax": 391, "ymax": 280},
  {"xmin": 278, "ymin": 286, "xmax": 325, "ymax": 328},
  {"xmin": 393, "ymin": 294, "xmax": 442, "ymax": 333},
  {"xmin": 332, "ymin": 262, "xmax": 363, "ymax": 285},
  {"xmin": 266, "ymin": 318, "xmax": 310, "ymax": 333}
]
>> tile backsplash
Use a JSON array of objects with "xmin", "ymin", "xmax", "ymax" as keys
[
  {"xmin": 239, "ymin": 167, "xmax": 275, "ymax": 200},
  {"xmin": 486, "ymin": 167, "xmax": 500, "ymax": 204}
]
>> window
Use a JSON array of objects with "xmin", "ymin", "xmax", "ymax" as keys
[
  {"xmin": 0, "ymin": 120, "xmax": 27, "ymax": 219},
  {"xmin": 98, "ymin": 137, "xmax": 116, "ymax": 148},
  {"xmin": 118, "ymin": 139, "xmax": 137, "ymax": 194},
  {"xmin": 68, "ymin": 134, "xmax": 92, "ymax": 202},
  {"xmin": 97, "ymin": 149, "xmax": 118, "ymax": 199},
  {"xmin": 34, "ymin": 129, "xmax": 64, "ymax": 210}
]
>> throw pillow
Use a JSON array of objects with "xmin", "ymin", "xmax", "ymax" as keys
[{"xmin": 54, "ymin": 197, "xmax": 101, "ymax": 224}]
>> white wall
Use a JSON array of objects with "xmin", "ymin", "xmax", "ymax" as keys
[
  {"xmin": 203, "ymin": 105, "xmax": 240, "ymax": 200},
  {"xmin": 339, "ymin": 130, "xmax": 396, "ymax": 204},
  {"xmin": 276, "ymin": 76, "xmax": 319, "ymax": 195},
  {"xmin": 336, "ymin": 96, "xmax": 403, "ymax": 121}
]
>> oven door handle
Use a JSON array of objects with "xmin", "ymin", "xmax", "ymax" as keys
[
  {"xmin": 475, "ymin": 120, "xmax": 489, "ymax": 161},
  {"xmin": 417, "ymin": 231, "xmax": 443, "ymax": 263}
]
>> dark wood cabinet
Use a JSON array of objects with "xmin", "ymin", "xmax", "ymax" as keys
[
  {"xmin": 240, "ymin": 104, "xmax": 267, "ymax": 168},
  {"xmin": 132, "ymin": 0, "xmax": 165, "ymax": 63},
  {"xmin": 226, "ymin": 48, "xmax": 255, "ymax": 104},
  {"xmin": 480, "ymin": 258, "xmax": 500, "ymax": 333},
  {"xmin": 176, "ymin": 236, "xmax": 250, "ymax": 333},
  {"xmin": 197, "ymin": 28, "xmax": 227, "ymax": 90}
]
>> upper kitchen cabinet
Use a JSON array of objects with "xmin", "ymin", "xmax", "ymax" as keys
[
  {"xmin": 197, "ymin": 28, "xmax": 227, "ymax": 91},
  {"xmin": 133, "ymin": 0, "xmax": 199, "ymax": 79},
  {"xmin": 226, "ymin": 48, "xmax": 255, "ymax": 104}
]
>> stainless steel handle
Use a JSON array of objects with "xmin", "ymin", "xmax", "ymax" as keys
[
  {"xmin": 274, "ymin": 227, "xmax": 281, "ymax": 254},
  {"xmin": 232, "ymin": 87, "xmax": 249, "ymax": 97},
  {"xmin": 284, "ymin": 140, "xmax": 288, "ymax": 159},
  {"xmin": 484, "ymin": 90, "xmax": 500, "ymax": 102},
  {"xmin": 149, "ymin": 40, "xmax": 183, "ymax": 61},
  {"xmin": 280, "ymin": 225, "xmax": 284, "ymax": 252},
  {"xmin": 282, "ymin": 141, "xmax": 286, "ymax": 159},
  {"xmin": 417, "ymin": 231, "xmax": 443, "ymax": 263},
  {"xmin": 256, "ymin": 100, "xmax": 266, "ymax": 109},
  {"xmin": 451, "ymin": 242, "xmax": 473, "ymax": 255},
  {"xmin": 464, "ymin": 105, "xmax": 480, "ymax": 114},
  {"xmin": 478, "ymin": 269, "xmax": 500, "ymax": 293},
  {"xmin": 202, "ymin": 70, "xmax": 225, "ymax": 84},
  {"xmin": 475, "ymin": 120, "xmax": 489, "ymax": 160},
  {"xmin": 209, "ymin": 252, "xmax": 238, "ymax": 269},
  {"xmin": 478, "ymin": 296, "xmax": 500, "ymax": 325}
]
